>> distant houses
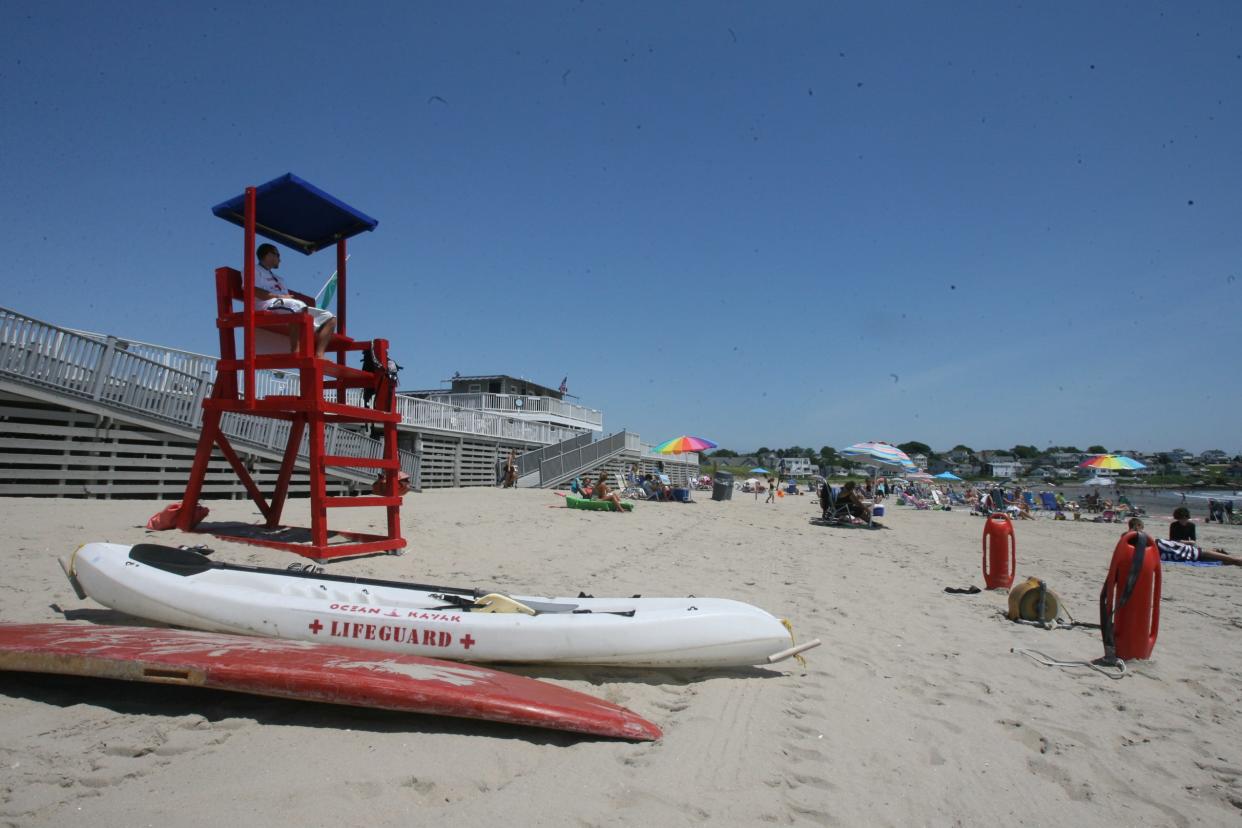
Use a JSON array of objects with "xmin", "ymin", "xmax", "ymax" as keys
[
  {"xmin": 983, "ymin": 459, "xmax": 1023, "ymax": 478},
  {"xmin": 710, "ymin": 445, "xmax": 1238, "ymax": 482},
  {"xmin": 776, "ymin": 456, "xmax": 817, "ymax": 476}
]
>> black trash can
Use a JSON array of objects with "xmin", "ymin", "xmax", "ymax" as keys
[{"xmin": 712, "ymin": 471, "xmax": 734, "ymax": 501}]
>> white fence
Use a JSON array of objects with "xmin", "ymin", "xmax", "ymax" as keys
[{"xmin": 0, "ymin": 307, "xmax": 411, "ymax": 481}]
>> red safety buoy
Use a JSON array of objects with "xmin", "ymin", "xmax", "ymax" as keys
[
  {"xmin": 982, "ymin": 512, "xmax": 1016, "ymax": 590},
  {"xmin": 1099, "ymin": 531, "xmax": 1161, "ymax": 661}
]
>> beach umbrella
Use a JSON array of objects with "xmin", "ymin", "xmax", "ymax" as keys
[
  {"xmin": 1078, "ymin": 454, "xmax": 1146, "ymax": 471},
  {"xmin": 839, "ymin": 441, "xmax": 917, "ymax": 472},
  {"xmin": 652, "ymin": 435, "xmax": 718, "ymax": 454},
  {"xmin": 750, "ymin": 467, "xmax": 770, "ymax": 474},
  {"xmin": 935, "ymin": 471, "xmax": 963, "ymax": 481}
]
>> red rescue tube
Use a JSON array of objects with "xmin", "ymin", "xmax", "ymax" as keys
[
  {"xmin": 1100, "ymin": 531, "xmax": 1161, "ymax": 661},
  {"xmin": 982, "ymin": 512, "xmax": 1016, "ymax": 590}
]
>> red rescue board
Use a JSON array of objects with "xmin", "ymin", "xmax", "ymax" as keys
[{"xmin": 0, "ymin": 623, "xmax": 660, "ymax": 741}]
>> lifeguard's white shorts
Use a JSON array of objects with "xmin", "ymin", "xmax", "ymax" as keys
[{"xmin": 257, "ymin": 298, "xmax": 335, "ymax": 329}]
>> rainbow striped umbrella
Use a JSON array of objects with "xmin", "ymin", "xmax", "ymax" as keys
[
  {"xmin": 1078, "ymin": 454, "xmax": 1145, "ymax": 471},
  {"xmin": 652, "ymin": 435, "xmax": 718, "ymax": 454},
  {"xmin": 840, "ymin": 441, "xmax": 917, "ymax": 471}
]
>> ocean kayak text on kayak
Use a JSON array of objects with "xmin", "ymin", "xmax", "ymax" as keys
[{"xmin": 328, "ymin": 603, "xmax": 463, "ymax": 622}]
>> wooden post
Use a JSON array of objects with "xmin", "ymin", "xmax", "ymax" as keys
[
  {"xmin": 88, "ymin": 336, "xmax": 118, "ymax": 401},
  {"xmin": 242, "ymin": 187, "xmax": 256, "ymax": 408}
]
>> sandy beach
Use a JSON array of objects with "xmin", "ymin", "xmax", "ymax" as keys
[{"xmin": 2, "ymin": 489, "xmax": 1241, "ymax": 826}]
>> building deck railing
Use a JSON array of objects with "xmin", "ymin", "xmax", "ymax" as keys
[
  {"xmin": 408, "ymin": 391, "xmax": 603, "ymax": 429},
  {"xmin": 2, "ymin": 307, "xmax": 590, "ymax": 458},
  {"xmin": 0, "ymin": 306, "xmax": 413, "ymax": 480}
]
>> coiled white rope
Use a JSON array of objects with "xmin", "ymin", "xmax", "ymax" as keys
[{"xmin": 1012, "ymin": 647, "xmax": 1128, "ymax": 680}]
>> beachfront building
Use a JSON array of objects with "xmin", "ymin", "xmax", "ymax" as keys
[
  {"xmin": 401, "ymin": 374, "xmax": 603, "ymax": 434},
  {"xmin": 928, "ymin": 457, "xmax": 978, "ymax": 477},
  {"xmin": 984, "ymin": 460, "xmax": 1023, "ymax": 478},
  {"xmin": 0, "ymin": 306, "xmax": 699, "ymax": 496},
  {"xmin": 398, "ymin": 373, "xmax": 699, "ymax": 489},
  {"xmin": 1048, "ymin": 452, "xmax": 1081, "ymax": 468},
  {"xmin": 775, "ymin": 456, "xmax": 816, "ymax": 476}
]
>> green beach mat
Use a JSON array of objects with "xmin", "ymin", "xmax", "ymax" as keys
[{"xmin": 566, "ymin": 495, "xmax": 634, "ymax": 512}]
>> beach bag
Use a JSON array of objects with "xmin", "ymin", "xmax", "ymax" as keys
[{"xmin": 146, "ymin": 501, "xmax": 208, "ymax": 531}]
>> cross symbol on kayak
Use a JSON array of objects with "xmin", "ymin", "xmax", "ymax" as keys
[
  {"xmin": 461, "ymin": 634, "xmax": 476, "ymax": 650},
  {"xmin": 308, "ymin": 619, "xmax": 323, "ymax": 635}
]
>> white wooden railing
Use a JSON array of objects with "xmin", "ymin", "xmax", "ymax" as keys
[
  {"xmin": 0, "ymin": 307, "xmax": 412, "ymax": 480},
  {"xmin": 412, "ymin": 391, "xmax": 603, "ymax": 429},
  {"xmin": 1, "ymin": 307, "xmax": 588, "ymax": 463}
]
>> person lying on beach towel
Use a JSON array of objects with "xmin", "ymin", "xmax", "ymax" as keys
[{"xmin": 1127, "ymin": 518, "xmax": 1240, "ymax": 566}]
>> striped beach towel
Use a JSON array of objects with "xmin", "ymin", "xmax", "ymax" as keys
[{"xmin": 1156, "ymin": 538, "xmax": 1199, "ymax": 562}]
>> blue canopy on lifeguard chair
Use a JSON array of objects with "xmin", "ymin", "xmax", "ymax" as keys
[{"xmin": 211, "ymin": 172, "xmax": 378, "ymax": 255}]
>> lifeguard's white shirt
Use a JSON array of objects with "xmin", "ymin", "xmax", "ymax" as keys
[
  {"xmin": 254, "ymin": 263, "xmax": 333, "ymax": 326},
  {"xmin": 256, "ymin": 265, "xmax": 288, "ymax": 296}
]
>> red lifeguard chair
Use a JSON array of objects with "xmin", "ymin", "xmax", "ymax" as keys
[{"xmin": 176, "ymin": 173, "xmax": 406, "ymax": 561}]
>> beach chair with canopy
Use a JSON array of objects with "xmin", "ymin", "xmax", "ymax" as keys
[{"xmin": 175, "ymin": 174, "xmax": 405, "ymax": 561}]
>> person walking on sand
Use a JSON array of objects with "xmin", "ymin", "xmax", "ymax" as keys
[
  {"xmin": 502, "ymin": 449, "xmax": 518, "ymax": 488},
  {"xmin": 766, "ymin": 477, "xmax": 777, "ymax": 504}
]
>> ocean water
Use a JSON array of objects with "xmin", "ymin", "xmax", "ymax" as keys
[{"xmin": 1062, "ymin": 486, "xmax": 1242, "ymax": 519}]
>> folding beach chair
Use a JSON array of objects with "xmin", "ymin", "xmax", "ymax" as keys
[
  {"xmin": 991, "ymin": 488, "xmax": 1019, "ymax": 517},
  {"xmin": 1039, "ymin": 492, "xmax": 1059, "ymax": 513},
  {"xmin": 619, "ymin": 473, "xmax": 646, "ymax": 501},
  {"xmin": 816, "ymin": 483, "xmax": 853, "ymax": 525}
]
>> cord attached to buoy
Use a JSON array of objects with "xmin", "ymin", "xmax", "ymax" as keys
[{"xmin": 1012, "ymin": 647, "xmax": 1127, "ymax": 680}]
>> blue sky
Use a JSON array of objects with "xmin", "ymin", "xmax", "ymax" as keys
[{"xmin": 3, "ymin": 2, "xmax": 1240, "ymax": 454}]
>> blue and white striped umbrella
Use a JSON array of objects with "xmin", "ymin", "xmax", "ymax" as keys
[{"xmin": 839, "ymin": 441, "xmax": 917, "ymax": 472}]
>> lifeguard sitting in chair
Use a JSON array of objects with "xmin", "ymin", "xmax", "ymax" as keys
[
  {"xmin": 253, "ymin": 242, "xmax": 336, "ymax": 359},
  {"xmin": 171, "ymin": 172, "xmax": 406, "ymax": 561}
]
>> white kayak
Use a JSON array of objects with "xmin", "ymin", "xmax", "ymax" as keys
[{"xmin": 62, "ymin": 543, "xmax": 819, "ymax": 668}]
